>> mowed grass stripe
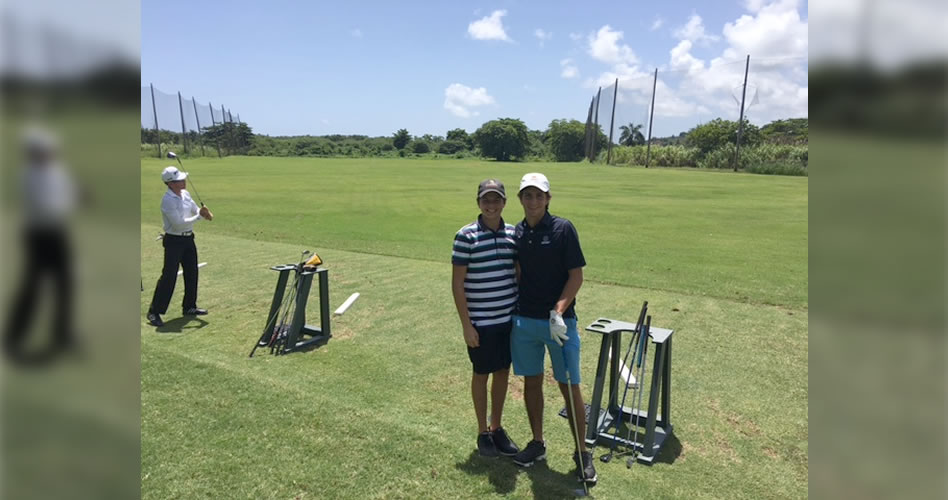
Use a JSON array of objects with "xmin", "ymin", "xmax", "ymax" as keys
[
  {"xmin": 141, "ymin": 157, "xmax": 807, "ymax": 309},
  {"xmin": 142, "ymin": 226, "xmax": 806, "ymax": 499}
]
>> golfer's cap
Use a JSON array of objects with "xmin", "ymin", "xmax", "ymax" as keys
[
  {"xmin": 23, "ymin": 127, "xmax": 59, "ymax": 153},
  {"xmin": 477, "ymin": 179, "xmax": 506, "ymax": 199},
  {"xmin": 161, "ymin": 166, "xmax": 188, "ymax": 183},
  {"xmin": 519, "ymin": 172, "xmax": 550, "ymax": 193}
]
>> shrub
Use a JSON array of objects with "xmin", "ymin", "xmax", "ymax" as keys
[
  {"xmin": 438, "ymin": 140, "xmax": 465, "ymax": 154},
  {"xmin": 745, "ymin": 161, "xmax": 808, "ymax": 176},
  {"xmin": 609, "ymin": 145, "xmax": 700, "ymax": 167},
  {"xmin": 411, "ymin": 141, "xmax": 430, "ymax": 154}
]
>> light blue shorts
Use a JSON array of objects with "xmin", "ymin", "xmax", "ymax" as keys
[{"xmin": 511, "ymin": 314, "xmax": 581, "ymax": 384}]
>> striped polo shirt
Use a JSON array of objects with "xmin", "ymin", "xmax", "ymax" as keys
[{"xmin": 452, "ymin": 216, "xmax": 518, "ymax": 327}]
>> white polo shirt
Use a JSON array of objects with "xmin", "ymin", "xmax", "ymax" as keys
[{"xmin": 161, "ymin": 188, "xmax": 202, "ymax": 235}]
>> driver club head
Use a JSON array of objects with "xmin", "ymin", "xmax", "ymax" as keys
[{"xmin": 167, "ymin": 151, "xmax": 182, "ymax": 165}]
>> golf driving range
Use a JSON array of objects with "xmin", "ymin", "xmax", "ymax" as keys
[{"xmin": 140, "ymin": 156, "xmax": 807, "ymax": 499}]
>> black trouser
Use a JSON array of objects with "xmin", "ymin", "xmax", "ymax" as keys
[
  {"xmin": 4, "ymin": 227, "xmax": 74, "ymax": 353},
  {"xmin": 149, "ymin": 233, "xmax": 199, "ymax": 315}
]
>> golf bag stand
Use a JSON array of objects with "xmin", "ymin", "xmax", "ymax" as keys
[
  {"xmin": 259, "ymin": 265, "xmax": 332, "ymax": 355},
  {"xmin": 584, "ymin": 317, "xmax": 675, "ymax": 465}
]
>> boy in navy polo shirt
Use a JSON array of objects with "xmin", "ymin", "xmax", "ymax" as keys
[
  {"xmin": 452, "ymin": 179, "xmax": 521, "ymax": 458},
  {"xmin": 510, "ymin": 173, "xmax": 596, "ymax": 485}
]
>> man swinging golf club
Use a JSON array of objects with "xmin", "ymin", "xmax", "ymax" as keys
[
  {"xmin": 510, "ymin": 173, "xmax": 596, "ymax": 486},
  {"xmin": 146, "ymin": 164, "xmax": 213, "ymax": 327}
]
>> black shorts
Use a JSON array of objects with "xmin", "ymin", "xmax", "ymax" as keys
[{"xmin": 467, "ymin": 321, "xmax": 513, "ymax": 374}]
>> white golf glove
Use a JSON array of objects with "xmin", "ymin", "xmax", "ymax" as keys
[{"xmin": 550, "ymin": 310, "xmax": 568, "ymax": 346}]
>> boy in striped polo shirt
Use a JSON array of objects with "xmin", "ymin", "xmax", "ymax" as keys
[{"xmin": 452, "ymin": 179, "xmax": 521, "ymax": 458}]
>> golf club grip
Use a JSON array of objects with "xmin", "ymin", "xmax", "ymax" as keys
[
  {"xmin": 636, "ymin": 301, "xmax": 648, "ymax": 333},
  {"xmin": 635, "ymin": 314, "xmax": 651, "ymax": 367}
]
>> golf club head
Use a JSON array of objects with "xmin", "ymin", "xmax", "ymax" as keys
[
  {"xmin": 167, "ymin": 151, "xmax": 183, "ymax": 166},
  {"xmin": 599, "ymin": 453, "xmax": 612, "ymax": 463}
]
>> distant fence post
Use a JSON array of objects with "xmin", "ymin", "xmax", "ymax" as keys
[
  {"xmin": 606, "ymin": 78, "xmax": 618, "ymax": 165},
  {"xmin": 645, "ymin": 68, "xmax": 658, "ymax": 168},
  {"xmin": 150, "ymin": 83, "xmax": 161, "ymax": 158},
  {"xmin": 192, "ymin": 96, "xmax": 205, "ymax": 156}
]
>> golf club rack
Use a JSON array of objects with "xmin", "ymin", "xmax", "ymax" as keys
[
  {"xmin": 560, "ymin": 301, "xmax": 676, "ymax": 466},
  {"xmin": 250, "ymin": 250, "xmax": 331, "ymax": 357}
]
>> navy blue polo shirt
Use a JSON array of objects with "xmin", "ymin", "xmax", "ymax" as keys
[{"xmin": 515, "ymin": 211, "xmax": 586, "ymax": 319}]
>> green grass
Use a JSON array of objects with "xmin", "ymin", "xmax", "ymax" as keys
[
  {"xmin": 142, "ymin": 157, "xmax": 807, "ymax": 309},
  {"xmin": 141, "ymin": 156, "xmax": 807, "ymax": 499}
]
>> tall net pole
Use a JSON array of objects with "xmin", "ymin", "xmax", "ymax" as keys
[
  {"xmin": 584, "ymin": 96, "xmax": 595, "ymax": 161},
  {"xmin": 192, "ymin": 97, "xmax": 205, "ymax": 156},
  {"xmin": 177, "ymin": 91, "xmax": 189, "ymax": 155},
  {"xmin": 150, "ymin": 83, "xmax": 161, "ymax": 158},
  {"xmin": 606, "ymin": 78, "xmax": 618, "ymax": 165},
  {"xmin": 591, "ymin": 87, "xmax": 602, "ymax": 161},
  {"xmin": 209, "ymin": 101, "xmax": 222, "ymax": 157},
  {"xmin": 644, "ymin": 68, "xmax": 658, "ymax": 168},
  {"xmin": 734, "ymin": 54, "xmax": 750, "ymax": 172}
]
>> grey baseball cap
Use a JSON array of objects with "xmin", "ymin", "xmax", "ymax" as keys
[{"xmin": 477, "ymin": 179, "xmax": 506, "ymax": 199}]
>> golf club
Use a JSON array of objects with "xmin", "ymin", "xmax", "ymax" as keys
[
  {"xmin": 270, "ymin": 250, "xmax": 311, "ymax": 354},
  {"xmin": 166, "ymin": 151, "xmax": 205, "ymax": 207},
  {"xmin": 562, "ymin": 346, "xmax": 589, "ymax": 497},
  {"xmin": 600, "ymin": 301, "xmax": 648, "ymax": 464},
  {"xmin": 626, "ymin": 315, "xmax": 651, "ymax": 468},
  {"xmin": 250, "ymin": 250, "xmax": 311, "ymax": 357}
]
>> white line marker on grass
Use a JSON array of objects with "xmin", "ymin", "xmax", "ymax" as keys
[
  {"xmin": 334, "ymin": 292, "xmax": 360, "ymax": 316},
  {"xmin": 177, "ymin": 262, "xmax": 207, "ymax": 276}
]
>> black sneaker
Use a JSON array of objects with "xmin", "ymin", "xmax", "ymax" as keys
[
  {"xmin": 573, "ymin": 450, "xmax": 598, "ymax": 484},
  {"xmin": 490, "ymin": 427, "xmax": 519, "ymax": 456},
  {"xmin": 147, "ymin": 312, "xmax": 163, "ymax": 327},
  {"xmin": 477, "ymin": 431, "xmax": 499, "ymax": 457},
  {"xmin": 513, "ymin": 440, "xmax": 546, "ymax": 467},
  {"xmin": 183, "ymin": 307, "xmax": 208, "ymax": 316}
]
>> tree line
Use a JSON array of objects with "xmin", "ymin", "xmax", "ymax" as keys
[{"xmin": 142, "ymin": 116, "xmax": 807, "ymax": 164}]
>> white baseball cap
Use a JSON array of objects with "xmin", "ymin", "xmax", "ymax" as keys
[
  {"xmin": 161, "ymin": 166, "xmax": 188, "ymax": 183},
  {"xmin": 519, "ymin": 172, "xmax": 550, "ymax": 193}
]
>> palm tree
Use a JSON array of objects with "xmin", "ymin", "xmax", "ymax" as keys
[{"xmin": 618, "ymin": 123, "xmax": 646, "ymax": 146}]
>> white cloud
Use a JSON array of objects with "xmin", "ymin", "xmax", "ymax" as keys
[
  {"xmin": 560, "ymin": 58, "xmax": 579, "ymax": 79},
  {"xmin": 444, "ymin": 83, "xmax": 495, "ymax": 118},
  {"xmin": 468, "ymin": 10, "xmax": 511, "ymax": 42},
  {"xmin": 673, "ymin": 14, "xmax": 720, "ymax": 44},
  {"xmin": 670, "ymin": 40, "xmax": 705, "ymax": 75},
  {"xmin": 722, "ymin": 0, "xmax": 806, "ymax": 60},
  {"xmin": 650, "ymin": 17, "xmax": 664, "ymax": 31},
  {"xmin": 350, "ymin": 28, "xmax": 363, "ymax": 38},
  {"xmin": 582, "ymin": 0, "xmax": 808, "ymax": 129},
  {"xmin": 534, "ymin": 28, "xmax": 552, "ymax": 47},
  {"xmin": 588, "ymin": 25, "xmax": 639, "ymax": 65}
]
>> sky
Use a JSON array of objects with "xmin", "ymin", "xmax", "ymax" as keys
[{"xmin": 138, "ymin": 0, "xmax": 812, "ymax": 138}]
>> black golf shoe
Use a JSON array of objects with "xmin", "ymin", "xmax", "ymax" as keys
[
  {"xmin": 477, "ymin": 431, "xmax": 499, "ymax": 457},
  {"xmin": 147, "ymin": 312, "xmax": 163, "ymax": 327},
  {"xmin": 183, "ymin": 307, "xmax": 208, "ymax": 316},
  {"xmin": 490, "ymin": 427, "xmax": 520, "ymax": 456},
  {"xmin": 573, "ymin": 450, "xmax": 598, "ymax": 484},
  {"xmin": 513, "ymin": 440, "xmax": 546, "ymax": 467}
]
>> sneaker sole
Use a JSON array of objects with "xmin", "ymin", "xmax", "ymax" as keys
[
  {"xmin": 513, "ymin": 453, "xmax": 546, "ymax": 467},
  {"xmin": 578, "ymin": 473, "xmax": 598, "ymax": 484}
]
